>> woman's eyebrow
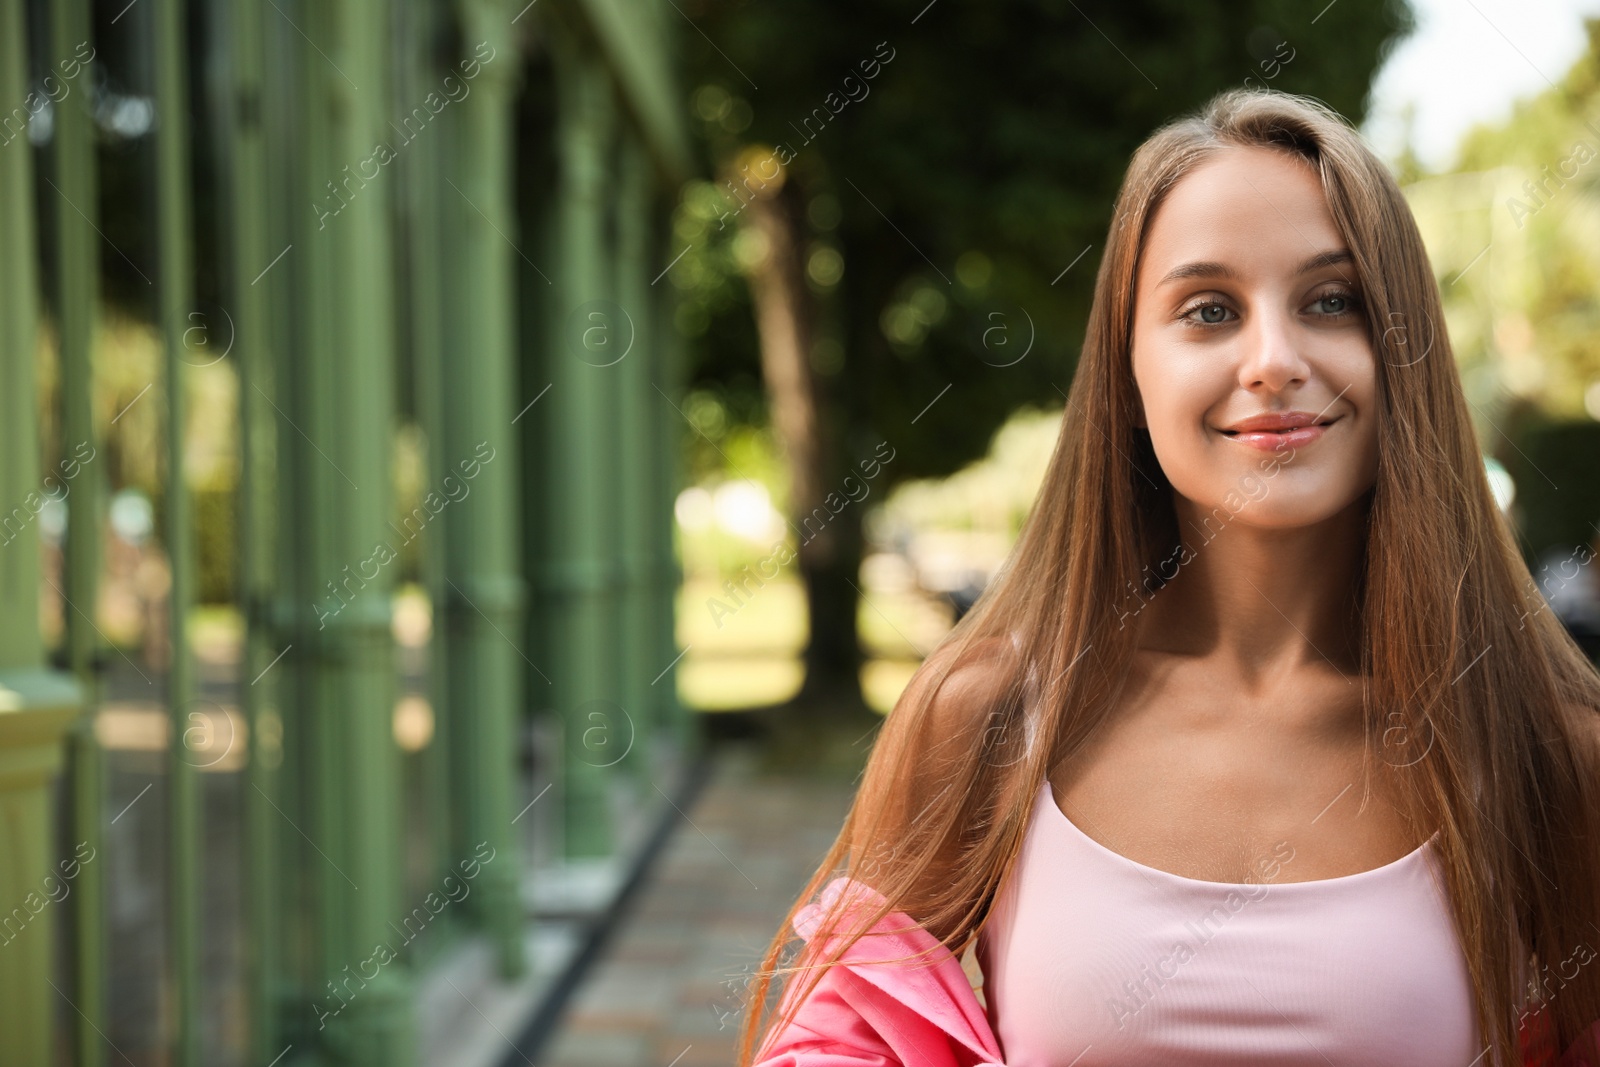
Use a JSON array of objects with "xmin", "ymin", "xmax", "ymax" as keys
[{"xmin": 1155, "ymin": 248, "xmax": 1354, "ymax": 288}]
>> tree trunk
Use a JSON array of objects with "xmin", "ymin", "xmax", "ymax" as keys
[{"xmin": 740, "ymin": 175, "xmax": 869, "ymax": 721}]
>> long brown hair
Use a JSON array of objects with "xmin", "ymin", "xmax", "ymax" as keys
[{"xmin": 735, "ymin": 86, "xmax": 1600, "ymax": 1067}]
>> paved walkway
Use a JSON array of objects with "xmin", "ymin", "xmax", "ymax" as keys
[{"xmin": 540, "ymin": 738, "xmax": 860, "ymax": 1067}]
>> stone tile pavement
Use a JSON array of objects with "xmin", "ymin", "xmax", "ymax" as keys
[{"xmin": 539, "ymin": 738, "xmax": 861, "ymax": 1067}]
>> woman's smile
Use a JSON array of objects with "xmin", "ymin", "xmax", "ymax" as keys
[{"xmin": 1216, "ymin": 415, "xmax": 1340, "ymax": 451}]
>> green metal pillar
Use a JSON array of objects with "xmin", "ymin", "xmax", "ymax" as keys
[
  {"xmin": 0, "ymin": 686, "xmax": 79, "ymax": 1066},
  {"xmin": 545, "ymin": 36, "xmax": 620, "ymax": 857},
  {"xmin": 437, "ymin": 1, "xmax": 527, "ymax": 977},
  {"xmin": 291, "ymin": 0, "xmax": 411, "ymax": 1062},
  {"xmin": 152, "ymin": 0, "xmax": 201, "ymax": 1060},
  {"xmin": 259, "ymin": 1, "xmax": 319, "ymax": 1052},
  {"xmin": 614, "ymin": 133, "xmax": 657, "ymax": 780},
  {"xmin": 0, "ymin": 2, "xmax": 84, "ymax": 1061},
  {"xmin": 47, "ymin": 0, "xmax": 109, "ymax": 1062},
  {"xmin": 280, "ymin": 2, "xmax": 330, "ymax": 1053},
  {"xmin": 218, "ymin": 0, "xmax": 282, "ymax": 1059}
]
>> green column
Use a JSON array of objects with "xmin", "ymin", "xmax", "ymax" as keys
[
  {"xmin": 436, "ymin": 0, "xmax": 526, "ymax": 977},
  {"xmin": 0, "ymin": 678, "xmax": 79, "ymax": 1066},
  {"xmin": 46, "ymin": 0, "xmax": 108, "ymax": 1062},
  {"xmin": 614, "ymin": 132, "xmax": 656, "ymax": 779},
  {"xmin": 218, "ymin": 0, "xmax": 282, "ymax": 1059},
  {"xmin": 291, "ymin": 0, "xmax": 411, "ymax": 1062},
  {"xmin": 257, "ymin": 2, "xmax": 306, "ymax": 1051},
  {"xmin": 152, "ymin": 0, "xmax": 200, "ymax": 1060},
  {"xmin": 545, "ymin": 40, "xmax": 620, "ymax": 857},
  {"xmin": 280, "ymin": 2, "xmax": 331, "ymax": 1051},
  {"xmin": 0, "ymin": 1, "xmax": 84, "ymax": 1060}
]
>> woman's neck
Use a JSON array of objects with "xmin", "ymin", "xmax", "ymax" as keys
[{"xmin": 1138, "ymin": 489, "xmax": 1369, "ymax": 684}]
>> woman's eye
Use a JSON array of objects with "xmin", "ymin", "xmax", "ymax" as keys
[
  {"xmin": 1311, "ymin": 291, "xmax": 1359, "ymax": 316},
  {"xmin": 1183, "ymin": 302, "xmax": 1233, "ymax": 326}
]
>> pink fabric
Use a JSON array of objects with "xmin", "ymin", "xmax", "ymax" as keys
[
  {"xmin": 979, "ymin": 777, "xmax": 1480, "ymax": 1065},
  {"xmin": 752, "ymin": 876, "xmax": 1004, "ymax": 1066},
  {"xmin": 751, "ymin": 870, "xmax": 1593, "ymax": 1067}
]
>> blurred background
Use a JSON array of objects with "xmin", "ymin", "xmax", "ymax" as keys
[{"xmin": 1, "ymin": 0, "xmax": 1599, "ymax": 1064}]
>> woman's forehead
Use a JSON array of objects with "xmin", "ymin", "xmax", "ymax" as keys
[{"xmin": 1138, "ymin": 148, "xmax": 1345, "ymax": 289}]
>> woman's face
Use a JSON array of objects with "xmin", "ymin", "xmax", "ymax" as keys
[{"xmin": 1129, "ymin": 144, "xmax": 1379, "ymax": 529}]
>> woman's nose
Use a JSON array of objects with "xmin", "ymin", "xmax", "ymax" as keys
[{"xmin": 1237, "ymin": 306, "xmax": 1308, "ymax": 389}]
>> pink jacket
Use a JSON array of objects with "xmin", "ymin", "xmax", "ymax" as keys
[
  {"xmin": 752, "ymin": 876, "xmax": 1004, "ymax": 1066},
  {"xmin": 752, "ymin": 876, "xmax": 1585, "ymax": 1067}
]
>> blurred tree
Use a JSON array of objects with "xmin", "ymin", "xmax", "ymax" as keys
[
  {"xmin": 670, "ymin": 0, "xmax": 1416, "ymax": 721},
  {"xmin": 1405, "ymin": 18, "xmax": 1600, "ymax": 570},
  {"xmin": 1445, "ymin": 16, "xmax": 1600, "ymax": 424}
]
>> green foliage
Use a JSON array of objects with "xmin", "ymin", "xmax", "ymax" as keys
[
  {"xmin": 1412, "ymin": 19, "xmax": 1600, "ymax": 565},
  {"xmin": 1455, "ymin": 18, "xmax": 1600, "ymax": 173},
  {"xmin": 1438, "ymin": 17, "xmax": 1600, "ymax": 422},
  {"xmin": 669, "ymin": 177, "xmax": 752, "ymax": 341},
  {"xmin": 194, "ymin": 485, "xmax": 235, "ymax": 605},
  {"xmin": 675, "ymin": 0, "xmax": 1417, "ymax": 486}
]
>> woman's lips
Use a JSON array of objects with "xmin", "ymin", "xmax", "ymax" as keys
[{"xmin": 1217, "ymin": 420, "xmax": 1334, "ymax": 451}]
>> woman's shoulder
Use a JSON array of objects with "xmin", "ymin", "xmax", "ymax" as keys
[
  {"xmin": 845, "ymin": 633, "xmax": 1025, "ymax": 912},
  {"xmin": 896, "ymin": 632, "xmax": 1023, "ymax": 728}
]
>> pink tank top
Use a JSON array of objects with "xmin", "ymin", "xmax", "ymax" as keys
[{"xmin": 975, "ymin": 776, "xmax": 1484, "ymax": 1066}]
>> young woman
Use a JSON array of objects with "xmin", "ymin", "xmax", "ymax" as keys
[{"xmin": 736, "ymin": 87, "xmax": 1600, "ymax": 1067}]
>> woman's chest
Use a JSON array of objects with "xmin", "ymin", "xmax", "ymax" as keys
[
  {"xmin": 975, "ymin": 776, "xmax": 1479, "ymax": 1067},
  {"xmin": 1049, "ymin": 672, "xmax": 1432, "ymax": 885}
]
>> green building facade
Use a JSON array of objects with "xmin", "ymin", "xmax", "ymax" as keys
[{"xmin": 0, "ymin": 0, "xmax": 698, "ymax": 1063}]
